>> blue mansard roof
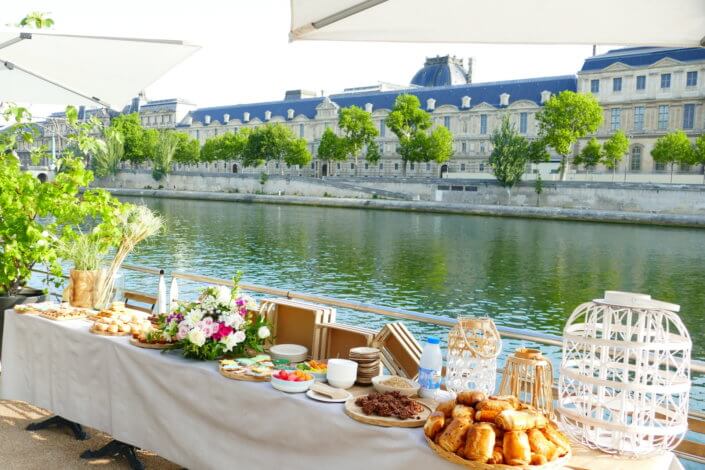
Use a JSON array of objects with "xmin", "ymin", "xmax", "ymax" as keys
[
  {"xmin": 581, "ymin": 47, "xmax": 705, "ymax": 72},
  {"xmin": 187, "ymin": 75, "xmax": 577, "ymax": 125}
]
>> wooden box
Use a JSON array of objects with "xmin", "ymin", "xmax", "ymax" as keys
[
  {"xmin": 314, "ymin": 322, "xmax": 377, "ymax": 360},
  {"xmin": 373, "ymin": 322, "xmax": 422, "ymax": 380},
  {"xmin": 261, "ymin": 298, "xmax": 335, "ymax": 358}
]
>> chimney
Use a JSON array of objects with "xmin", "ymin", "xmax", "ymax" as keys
[
  {"xmin": 264, "ymin": 110, "xmax": 271, "ymax": 121},
  {"xmin": 426, "ymin": 98, "xmax": 436, "ymax": 111},
  {"xmin": 499, "ymin": 93, "xmax": 510, "ymax": 107},
  {"xmin": 365, "ymin": 103, "xmax": 373, "ymax": 113},
  {"xmin": 243, "ymin": 112, "xmax": 250, "ymax": 122},
  {"xmin": 540, "ymin": 90, "xmax": 552, "ymax": 104},
  {"xmin": 130, "ymin": 97, "xmax": 140, "ymax": 114},
  {"xmin": 204, "ymin": 115, "xmax": 211, "ymax": 125},
  {"xmin": 461, "ymin": 96, "xmax": 471, "ymax": 109},
  {"xmin": 466, "ymin": 57, "xmax": 473, "ymax": 84},
  {"xmin": 223, "ymin": 113, "xmax": 230, "ymax": 123},
  {"xmin": 287, "ymin": 108, "xmax": 295, "ymax": 119}
]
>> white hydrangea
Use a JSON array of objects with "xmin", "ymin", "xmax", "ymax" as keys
[{"xmin": 222, "ymin": 313, "xmax": 244, "ymax": 329}]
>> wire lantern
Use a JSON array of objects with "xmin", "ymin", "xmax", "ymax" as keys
[
  {"xmin": 499, "ymin": 348, "xmax": 554, "ymax": 417},
  {"xmin": 558, "ymin": 291, "xmax": 691, "ymax": 456},
  {"xmin": 445, "ymin": 316, "xmax": 502, "ymax": 394}
]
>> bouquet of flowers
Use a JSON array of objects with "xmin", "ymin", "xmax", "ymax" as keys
[{"xmin": 161, "ymin": 275, "xmax": 272, "ymax": 360}]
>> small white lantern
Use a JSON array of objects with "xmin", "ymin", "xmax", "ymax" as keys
[
  {"xmin": 445, "ymin": 317, "xmax": 501, "ymax": 394},
  {"xmin": 558, "ymin": 291, "xmax": 691, "ymax": 456}
]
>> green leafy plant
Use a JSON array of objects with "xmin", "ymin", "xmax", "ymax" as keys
[
  {"xmin": 93, "ymin": 127, "xmax": 124, "ymax": 179},
  {"xmin": 151, "ymin": 131, "xmax": 180, "ymax": 181},
  {"xmin": 58, "ymin": 233, "xmax": 107, "ymax": 271},
  {"xmin": 488, "ymin": 116, "xmax": 536, "ymax": 200},
  {"xmin": 242, "ymin": 124, "xmax": 311, "ymax": 174},
  {"xmin": 534, "ymin": 174, "xmax": 543, "ymax": 206},
  {"xmin": 651, "ymin": 130, "xmax": 694, "ymax": 183},
  {"xmin": 338, "ymin": 106, "xmax": 379, "ymax": 175},
  {"xmin": 602, "ymin": 130, "xmax": 630, "ymax": 181},
  {"xmin": 574, "ymin": 138, "xmax": 603, "ymax": 173},
  {"xmin": 18, "ymin": 12, "xmax": 54, "ymax": 28},
  {"xmin": 693, "ymin": 134, "xmax": 705, "ymax": 183},
  {"xmin": 317, "ymin": 127, "xmax": 347, "ymax": 176}
]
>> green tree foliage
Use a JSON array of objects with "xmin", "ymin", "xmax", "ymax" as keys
[
  {"xmin": 109, "ymin": 113, "xmax": 156, "ymax": 164},
  {"xmin": 488, "ymin": 116, "xmax": 532, "ymax": 198},
  {"xmin": 527, "ymin": 139, "xmax": 550, "ymax": 164},
  {"xmin": 172, "ymin": 132, "xmax": 201, "ymax": 165},
  {"xmin": 338, "ymin": 106, "xmax": 379, "ymax": 175},
  {"xmin": 365, "ymin": 140, "xmax": 381, "ymax": 165},
  {"xmin": 241, "ymin": 124, "xmax": 311, "ymax": 175},
  {"xmin": 535, "ymin": 91, "xmax": 603, "ymax": 179},
  {"xmin": 602, "ymin": 130, "xmax": 630, "ymax": 180},
  {"xmin": 693, "ymin": 134, "xmax": 705, "ymax": 182},
  {"xmin": 651, "ymin": 130, "xmax": 694, "ymax": 182},
  {"xmin": 18, "ymin": 12, "xmax": 54, "ymax": 28},
  {"xmin": 151, "ymin": 131, "xmax": 180, "ymax": 181},
  {"xmin": 573, "ymin": 138, "xmax": 602, "ymax": 172},
  {"xmin": 385, "ymin": 94, "xmax": 432, "ymax": 175},
  {"xmin": 200, "ymin": 129, "xmax": 248, "ymax": 163},
  {"xmin": 92, "ymin": 127, "xmax": 124, "ymax": 179},
  {"xmin": 317, "ymin": 127, "xmax": 347, "ymax": 176}
]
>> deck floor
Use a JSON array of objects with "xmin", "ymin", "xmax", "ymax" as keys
[{"xmin": 0, "ymin": 400, "xmax": 179, "ymax": 469}]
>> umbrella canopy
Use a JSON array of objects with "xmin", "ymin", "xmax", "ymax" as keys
[
  {"xmin": 290, "ymin": 0, "xmax": 705, "ymax": 47},
  {"xmin": 0, "ymin": 31, "xmax": 199, "ymax": 108}
]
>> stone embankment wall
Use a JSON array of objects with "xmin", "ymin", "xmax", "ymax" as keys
[{"xmin": 96, "ymin": 170, "xmax": 705, "ymax": 216}]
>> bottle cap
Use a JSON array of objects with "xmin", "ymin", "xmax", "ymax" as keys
[{"xmin": 426, "ymin": 337, "xmax": 440, "ymax": 345}]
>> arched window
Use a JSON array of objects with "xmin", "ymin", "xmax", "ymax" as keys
[{"xmin": 630, "ymin": 146, "xmax": 642, "ymax": 171}]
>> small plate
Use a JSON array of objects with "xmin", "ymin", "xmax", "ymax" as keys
[{"xmin": 306, "ymin": 389, "xmax": 352, "ymax": 403}]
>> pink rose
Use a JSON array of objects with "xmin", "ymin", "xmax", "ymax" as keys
[{"xmin": 212, "ymin": 322, "xmax": 234, "ymax": 341}]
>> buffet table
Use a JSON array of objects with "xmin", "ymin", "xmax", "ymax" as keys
[{"xmin": 0, "ymin": 310, "xmax": 684, "ymax": 470}]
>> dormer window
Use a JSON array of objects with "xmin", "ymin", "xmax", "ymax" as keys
[
  {"xmin": 499, "ymin": 93, "xmax": 510, "ymax": 107},
  {"xmin": 204, "ymin": 115, "xmax": 211, "ymax": 125},
  {"xmin": 426, "ymin": 98, "xmax": 436, "ymax": 111},
  {"xmin": 540, "ymin": 90, "xmax": 552, "ymax": 104},
  {"xmin": 365, "ymin": 103, "xmax": 373, "ymax": 112},
  {"xmin": 243, "ymin": 112, "xmax": 250, "ymax": 122},
  {"xmin": 461, "ymin": 96, "xmax": 471, "ymax": 109},
  {"xmin": 287, "ymin": 108, "xmax": 295, "ymax": 119},
  {"xmin": 264, "ymin": 110, "xmax": 272, "ymax": 121},
  {"xmin": 223, "ymin": 114, "xmax": 230, "ymax": 123}
]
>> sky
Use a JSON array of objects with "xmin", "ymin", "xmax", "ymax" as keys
[{"xmin": 3, "ymin": 1, "xmax": 615, "ymax": 115}]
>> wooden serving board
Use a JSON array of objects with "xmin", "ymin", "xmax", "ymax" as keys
[
  {"xmin": 219, "ymin": 366, "xmax": 272, "ymax": 382},
  {"xmin": 39, "ymin": 313, "xmax": 88, "ymax": 321},
  {"xmin": 344, "ymin": 395, "xmax": 432, "ymax": 428},
  {"xmin": 89, "ymin": 326, "xmax": 130, "ymax": 336},
  {"xmin": 129, "ymin": 337, "xmax": 174, "ymax": 350},
  {"xmin": 424, "ymin": 435, "xmax": 571, "ymax": 470}
]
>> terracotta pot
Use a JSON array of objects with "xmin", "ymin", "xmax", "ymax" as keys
[{"xmin": 66, "ymin": 269, "xmax": 104, "ymax": 308}]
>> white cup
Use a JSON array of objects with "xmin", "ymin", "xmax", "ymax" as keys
[{"xmin": 326, "ymin": 359, "xmax": 358, "ymax": 389}]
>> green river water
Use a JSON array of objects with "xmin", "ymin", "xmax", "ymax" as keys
[{"xmin": 118, "ymin": 196, "xmax": 705, "ymax": 406}]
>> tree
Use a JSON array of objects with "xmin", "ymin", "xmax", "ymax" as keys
[
  {"xmin": 573, "ymin": 138, "xmax": 602, "ymax": 173},
  {"xmin": 241, "ymin": 124, "xmax": 311, "ymax": 175},
  {"xmin": 18, "ymin": 12, "xmax": 54, "ymax": 28},
  {"xmin": 365, "ymin": 140, "xmax": 381, "ymax": 166},
  {"xmin": 651, "ymin": 130, "xmax": 694, "ymax": 183},
  {"xmin": 151, "ymin": 131, "xmax": 180, "ymax": 181},
  {"xmin": 535, "ymin": 91, "xmax": 603, "ymax": 180},
  {"xmin": 317, "ymin": 127, "xmax": 347, "ymax": 177},
  {"xmin": 172, "ymin": 132, "xmax": 201, "ymax": 165},
  {"xmin": 200, "ymin": 129, "xmax": 248, "ymax": 164},
  {"xmin": 602, "ymin": 130, "xmax": 630, "ymax": 181},
  {"xmin": 692, "ymin": 134, "xmax": 705, "ymax": 183},
  {"xmin": 109, "ymin": 113, "xmax": 156, "ymax": 165},
  {"xmin": 92, "ymin": 127, "xmax": 124, "ymax": 179},
  {"xmin": 421, "ymin": 126, "xmax": 454, "ymax": 166},
  {"xmin": 338, "ymin": 106, "xmax": 379, "ymax": 175},
  {"xmin": 488, "ymin": 116, "xmax": 532, "ymax": 199},
  {"xmin": 385, "ymin": 94, "xmax": 433, "ymax": 175}
]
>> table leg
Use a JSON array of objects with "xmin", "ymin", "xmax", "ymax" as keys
[
  {"xmin": 25, "ymin": 415, "xmax": 88, "ymax": 440},
  {"xmin": 80, "ymin": 439, "xmax": 145, "ymax": 470}
]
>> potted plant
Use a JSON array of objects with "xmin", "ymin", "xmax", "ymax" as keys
[{"xmin": 59, "ymin": 234, "xmax": 109, "ymax": 308}]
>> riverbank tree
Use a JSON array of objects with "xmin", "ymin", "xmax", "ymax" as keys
[
  {"xmin": 317, "ymin": 127, "xmax": 347, "ymax": 176},
  {"xmin": 693, "ymin": 134, "xmax": 705, "ymax": 183},
  {"xmin": 241, "ymin": 123, "xmax": 311, "ymax": 175},
  {"xmin": 651, "ymin": 130, "xmax": 695, "ymax": 183},
  {"xmin": 110, "ymin": 113, "xmax": 157, "ymax": 165},
  {"xmin": 602, "ymin": 130, "xmax": 629, "ymax": 181},
  {"xmin": 573, "ymin": 138, "xmax": 602, "ymax": 174},
  {"xmin": 92, "ymin": 127, "xmax": 124, "ymax": 179},
  {"xmin": 536, "ymin": 91, "xmax": 603, "ymax": 180},
  {"xmin": 151, "ymin": 131, "xmax": 180, "ymax": 181},
  {"xmin": 200, "ymin": 129, "xmax": 248, "ymax": 164},
  {"xmin": 338, "ymin": 106, "xmax": 379, "ymax": 175}
]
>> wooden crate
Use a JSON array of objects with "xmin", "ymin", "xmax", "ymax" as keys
[
  {"xmin": 314, "ymin": 322, "xmax": 377, "ymax": 360},
  {"xmin": 261, "ymin": 298, "xmax": 335, "ymax": 358},
  {"xmin": 373, "ymin": 322, "xmax": 422, "ymax": 380}
]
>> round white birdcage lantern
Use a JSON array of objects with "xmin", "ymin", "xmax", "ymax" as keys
[
  {"xmin": 558, "ymin": 291, "xmax": 691, "ymax": 456},
  {"xmin": 445, "ymin": 317, "xmax": 501, "ymax": 394}
]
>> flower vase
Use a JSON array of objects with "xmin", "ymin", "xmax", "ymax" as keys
[{"xmin": 65, "ymin": 269, "xmax": 105, "ymax": 308}]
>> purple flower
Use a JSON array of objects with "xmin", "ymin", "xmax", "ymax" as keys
[{"xmin": 236, "ymin": 298, "xmax": 245, "ymax": 307}]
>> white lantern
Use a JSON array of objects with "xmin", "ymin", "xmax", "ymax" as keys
[
  {"xmin": 558, "ymin": 291, "xmax": 691, "ymax": 456},
  {"xmin": 445, "ymin": 317, "xmax": 501, "ymax": 394}
]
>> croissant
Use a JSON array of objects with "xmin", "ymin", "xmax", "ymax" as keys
[
  {"xmin": 457, "ymin": 390, "xmax": 486, "ymax": 407},
  {"xmin": 463, "ymin": 423, "xmax": 495, "ymax": 463},
  {"xmin": 452, "ymin": 404, "xmax": 474, "ymax": 421},
  {"xmin": 495, "ymin": 409, "xmax": 548, "ymax": 431},
  {"xmin": 436, "ymin": 399, "xmax": 457, "ymax": 418},
  {"xmin": 503, "ymin": 431, "xmax": 531, "ymax": 466},
  {"xmin": 437, "ymin": 418, "xmax": 472, "ymax": 453},
  {"xmin": 424, "ymin": 411, "xmax": 445, "ymax": 439}
]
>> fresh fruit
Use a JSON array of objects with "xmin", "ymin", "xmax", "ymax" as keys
[{"xmin": 275, "ymin": 369, "xmax": 312, "ymax": 382}]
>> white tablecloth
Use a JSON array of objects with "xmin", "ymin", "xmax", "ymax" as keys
[{"xmin": 0, "ymin": 311, "xmax": 684, "ymax": 470}]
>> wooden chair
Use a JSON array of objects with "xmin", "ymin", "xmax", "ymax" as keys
[{"xmin": 123, "ymin": 290, "xmax": 157, "ymax": 314}]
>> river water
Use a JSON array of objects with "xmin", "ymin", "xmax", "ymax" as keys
[{"xmin": 118, "ymin": 196, "xmax": 705, "ymax": 405}]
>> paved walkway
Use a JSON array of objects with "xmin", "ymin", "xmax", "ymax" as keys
[{"xmin": 0, "ymin": 400, "xmax": 178, "ymax": 469}]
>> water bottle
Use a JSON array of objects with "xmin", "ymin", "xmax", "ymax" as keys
[{"xmin": 418, "ymin": 336, "xmax": 443, "ymax": 399}]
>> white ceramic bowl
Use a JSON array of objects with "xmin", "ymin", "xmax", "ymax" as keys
[
  {"xmin": 269, "ymin": 344, "xmax": 308, "ymax": 363},
  {"xmin": 371, "ymin": 375, "xmax": 420, "ymax": 397},
  {"xmin": 270, "ymin": 375, "xmax": 315, "ymax": 393},
  {"xmin": 326, "ymin": 359, "xmax": 358, "ymax": 389},
  {"xmin": 327, "ymin": 377, "xmax": 356, "ymax": 389}
]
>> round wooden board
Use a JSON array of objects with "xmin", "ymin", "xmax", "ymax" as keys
[
  {"xmin": 344, "ymin": 395, "xmax": 431, "ymax": 428},
  {"xmin": 424, "ymin": 435, "xmax": 571, "ymax": 469},
  {"xmin": 129, "ymin": 337, "xmax": 174, "ymax": 350},
  {"xmin": 219, "ymin": 366, "xmax": 271, "ymax": 382},
  {"xmin": 89, "ymin": 326, "xmax": 130, "ymax": 336}
]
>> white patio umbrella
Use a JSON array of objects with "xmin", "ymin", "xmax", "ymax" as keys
[
  {"xmin": 0, "ymin": 31, "xmax": 199, "ymax": 108},
  {"xmin": 290, "ymin": 0, "xmax": 705, "ymax": 47}
]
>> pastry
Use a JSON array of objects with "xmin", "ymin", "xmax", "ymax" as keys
[
  {"xmin": 503, "ymin": 431, "xmax": 531, "ymax": 466},
  {"xmin": 435, "ymin": 399, "xmax": 457, "ymax": 418},
  {"xmin": 496, "ymin": 409, "xmax": 548, "ymax": 431},
  {"xmin": 451, "ymin": 404, "xmax": 474, "ymax": 421},
  {"xmin": 489, "ymin": 395, "xmax": 520, "ymax": 409},
  {"xmin": 108, "ymin": 324, "xmax": 119, "ymax": 334},
  {"xmin": 97, "ymin": 323, "xmax": 109, "ymax": 332},
  {"xmin": 437, "ymin": 417, "xmax": 472, "ymax": 453},
  {"xmin": 527, "ymin": 428, "xmax": 558, "ymax": 460},
  {"xmin": 487, "ymin": 445, "xmax": 504, "ymax": 464},
  {"xmin": 475, "ymin": 409, "xmax": 501, "ymax": 423},
  {"xmin": 463, "ymin": 423, "xmax": 495, "ymax": 463},
  {"xmin": 456, "ymin": 390, "xmax": 486, "ymax": 407},
  {"xmin": 531, "ymin": 453, "xmax": 548, "ymax": 465},
  {"xmin": 476, "ymin": 398, "xmax": 515, "ymax": 412},
  {"xmin": 542, "ymin": 423, "xmax": 571, "ymax": 456},
  {"xmin": 424, "ymin": 411, "xmax": 445, "ymax": 439}
]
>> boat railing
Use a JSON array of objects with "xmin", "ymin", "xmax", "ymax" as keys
[{"xmin": 31, "ymin": 263, "xmax": 705, "ymax": 464}]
